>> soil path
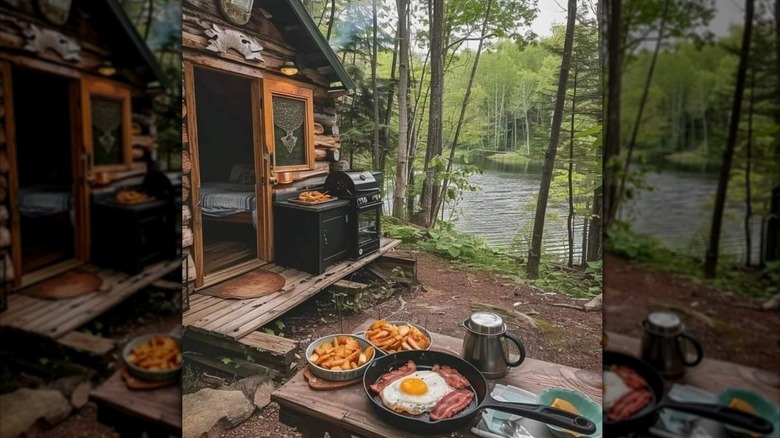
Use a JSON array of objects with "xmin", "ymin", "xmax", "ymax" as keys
[
  {"xmin": 604, "ymin": 253, "xmax": 780, "ymax": 371},
  {"xmin": 215, "ymin": 250, "xmax": 602, "ymax": 438}
]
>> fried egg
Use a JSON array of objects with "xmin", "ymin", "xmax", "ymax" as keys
[
  {"xmin": 603, "ymin": 370, "xmax": 632, "ymax": 410},
  {"xmin": 379, "ymin": 371, "xmax": 454, "ymax": 415}
]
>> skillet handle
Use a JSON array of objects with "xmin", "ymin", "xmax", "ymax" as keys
[
  {"xmin": 662, "ymin": 400, "xmax": 774, "ymax": 434},
  {"xmin": 480, "ymin": 399, "xmax": 596, "ymax": 435}
]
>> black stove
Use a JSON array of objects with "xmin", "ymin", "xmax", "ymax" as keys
[{"xmin": 325, "ymin": 170, "xmax": 382, "ymax": 260}]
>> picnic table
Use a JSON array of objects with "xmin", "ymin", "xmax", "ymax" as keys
[
  {"xmin": 605, "ymin": 331, "xmax": 780, "ymax": 438},
  {"xmin": 605, "ymin": 331, "xmax": 779, "ymax": 401},
  {"xmin": 271, "ymin": 318, "xmax": 602, "ymax": 438}
]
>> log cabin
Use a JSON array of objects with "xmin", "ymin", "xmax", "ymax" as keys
[
  {"xmin": 0, "ymin": 1, "xmax": 179, "ymax": 340},
  {"xmin": 181, "ymin": 0, "xmax": 401, "ymax": 374}
]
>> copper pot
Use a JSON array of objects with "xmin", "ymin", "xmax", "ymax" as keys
[{"xmin": 276, "ymin": 171, "xmax": 294, "ymax": 184}]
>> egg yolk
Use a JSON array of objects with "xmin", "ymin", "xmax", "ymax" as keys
[{"xmin": 400, "ymin": 377, "xmax": 428, "ymax": 395}]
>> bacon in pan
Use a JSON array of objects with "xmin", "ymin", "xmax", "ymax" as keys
[
  {"xmin": 369, "ymin": 360, "xmax": 417, "ymax": 394},
  {"xmin": 431, "ymin": 365, "xmax": 470, "ymax": 389},
  {"xmin": 429, "ymin": 389, "xmax": 475, "ymax": 420}
]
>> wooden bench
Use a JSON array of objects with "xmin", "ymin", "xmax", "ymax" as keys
[{"xmin": 57, "ymin": 331, "xmax": 115, "ymax": 358}]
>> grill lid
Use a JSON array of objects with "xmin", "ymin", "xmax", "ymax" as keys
[{"xmin": 324, "ymin": 170, "xmax": 379, "ymax": 197}]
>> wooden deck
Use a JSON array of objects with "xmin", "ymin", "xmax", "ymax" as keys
[
  {"xmin": 183, "ymin": 238, "xmax": 402, "ymax": 341},
  {"xmin": 0, "ymin": 259, "xmax": 181, "ymax": 340}
]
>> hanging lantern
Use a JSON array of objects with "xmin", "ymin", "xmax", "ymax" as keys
[
  {"xmin": 37, "ymin": 0, "xmax": 72, "ymax": 26},
  {"xmin": 219, "ymin": 0, "xmax": 254, "ymax": 26}
]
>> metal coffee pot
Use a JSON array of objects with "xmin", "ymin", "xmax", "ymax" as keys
[
  {"xmin": 640, "ymin": 311, "xmax": 703, "ymax": 378},
  {"xmin": 460, "ymin": 312, "xmax": 526, "ymax": 378}
]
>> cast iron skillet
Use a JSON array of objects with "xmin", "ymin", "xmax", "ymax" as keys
[
  {"xmin": 603, "ymin": 351, "xmax": 774, "ymax": 436},
  {"xmin": 363, "ymin": 350, "xmax": 597, "ymax": 435}
]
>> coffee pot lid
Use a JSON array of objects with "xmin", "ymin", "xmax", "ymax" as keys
[
  {"xmin": 466, "ymin": 312, "xmax": 505, "ymax": 335},
  {"xmin": 645, "ymin": 311, "xmax": 683, "ymax": 335}
]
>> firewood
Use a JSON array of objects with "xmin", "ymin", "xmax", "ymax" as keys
[
  {"xmin": 182, "ymin": 175, "xmax": 190, "ymax": 202},
  {"xmin": 314, "ymin": 148, "xmax": 326, "ymax": 160},
  {"xmin": 182, "ymin": 205, "xmax": 191, "ymax": 225},
  {"xmin": 131, "ymin": 147, "xmax": 145, "ymax": 160},
  {"xmin": 313, "ymin": 123, "xmax": 324, "ymax": 135},
  {"xmin": 132, "ymin": 135, "xmax": 156, "ymax": 149},
  {"xmin": 0, "ymin": 186, "xmax": 6, "ymax": 202},
  {"xmin": 331, "ymin": 123, "xmax": 339, "ymax": 136},
  {"xmin": 0, "ymin": 226, "xmax": 9, "ymax": 247},
  {"xmin": 314, "ymin": 112, "xmax": 336, "ymax": 128},
  {"xmin": 182, "ymin": 226, "xmax": 193, "ymax": 248},
  {"xmin": 182, "ymin": 124, "xmax": 188, "ymax": 145},
  {"xmin": 182, "ymin": 100, "xmax": 187, "ymax": 118},
  {"xmin": 182, "ymin": 150, "xmax": 191, "ymax": 174},
  {"xmin": 314, "ymin": 134, "xmax": 340, "ymax": 149},
  {"xmin": 0, "ymin": 151, "xmax": 8, "ymax": 173},
  {"xmin": 48, "ymin": 376, "xmax": 92, "ymax": 409}
]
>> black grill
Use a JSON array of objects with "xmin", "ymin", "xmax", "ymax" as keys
[{"xmin": 325, "ymin": 170, "xmax": 382, "ymax": 260}]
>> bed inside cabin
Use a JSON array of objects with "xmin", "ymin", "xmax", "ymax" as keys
[
  {"xmin": 12, "ymin": 69, "xmax": 76, "ymax": 275},
  {"xmin": 193, "ymin": 67, "xmax": 259, "ymax": 275}
]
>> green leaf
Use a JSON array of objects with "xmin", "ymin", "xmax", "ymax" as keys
[
  {"xmin": 221, "ymin": 358, "xmax": 232, "ymax": 365},
  {"xmin": 448, "ymin": 247, "xmax": 462, "ymax": 258}
]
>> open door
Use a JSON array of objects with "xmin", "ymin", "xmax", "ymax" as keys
[{"xmin": 4, "ymin": 65, "xmax": 90, "ymax": 286}]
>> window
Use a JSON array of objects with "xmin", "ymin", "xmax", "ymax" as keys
[
  {"xmin": 263, "ymin": 79, "xmax": 314, "ymax": 172},
  {"xmin": 81, "ymin": 78, "xmax": 132, "ymax": 172}
]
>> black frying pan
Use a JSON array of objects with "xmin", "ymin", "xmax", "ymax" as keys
[
  {"xmin": 604, "ymin": 351, "xmax": 774, "ymax": 436},
  {"xmin": 363, "ymin": 350, "xmax": 597, "ymax": 435}
]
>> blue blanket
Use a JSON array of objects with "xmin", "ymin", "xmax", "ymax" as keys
[
  {"xmin": 200, "ymin": 183, "xmax": 257, "ymax": 228},
  {"xmin": 18, "ymin": 189, "xmax": 72, "ymax": 217}
]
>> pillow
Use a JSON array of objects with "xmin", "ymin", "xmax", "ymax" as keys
[{"xmin": 229, "ymin": 164, "xmax": 255, "ymax": 185}]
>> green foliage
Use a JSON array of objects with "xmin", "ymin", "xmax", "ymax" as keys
[
  {"xmin": 606, "ymin": 221, "xmax": 776, "ymax": 298},
  {"xmin": 329, "ymin": 290, "xmax": 366, "ymax": 314},
  {"xmin": 261, "ymin": 320, "xmax": 286, "ymax": 337}
]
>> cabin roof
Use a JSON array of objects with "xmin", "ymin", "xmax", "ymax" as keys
[
  {"xmin": 264, "ymin": 0, "xmax": 355, "ymax": 93},
  {"xmin": 101, "ymin": 0, "xmax": 169, "ymax": 93}
]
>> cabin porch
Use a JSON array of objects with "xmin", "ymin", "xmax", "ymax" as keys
[
  {"xmin": 0, "ymin": 259, "xmax": 180, "ymax": 341},
  {"xmin": 182, "ymin": 237, "xmax": 401, "ymax": 373}
]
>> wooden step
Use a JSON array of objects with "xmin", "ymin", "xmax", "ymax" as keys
[
  {"xmin": 183, "ymin": 327, "xmax": 298, "ymax": 376},
  {"xmin": 328, "ymin": 280, "xmax": 368, "ymax": 295},
  {"xmin": 376, "ymin": 251, "xmax": 417, "ymax": 278},
  {"xmin": 57, "ymin": 331, "xmax": 115, "ymax": 357}
]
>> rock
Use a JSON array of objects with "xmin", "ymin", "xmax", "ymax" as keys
[
  {"xmin": 182, "ymin": 389, "xmax": 255, "ymax": 438},
  {"xmin": 253, "ymin": 381, "xmax": 275, "ymax": 409},
  {"xmin": 0, "ymin": 388, "xmax": 72, "ymax": 438},
  {"xmin": 224, "ymin": 375, "xmax": 269, "ymax": 402}
]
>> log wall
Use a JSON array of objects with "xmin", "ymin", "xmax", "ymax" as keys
[
  {"xmin": 182, "ymin": 1, "xmax": 347, "ymax": 285},
  {"xmin": 0, "ymin": 68, "xmax": 13, "ymax": 283}
]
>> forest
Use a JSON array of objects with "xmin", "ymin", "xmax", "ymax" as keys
[
  {"xmin": 305, "ymin": 0, "xmax": 603, "ymax": 286},
  {"xmin": 604, "ymin": 0, "xmax": 779, "ymax": 297}
]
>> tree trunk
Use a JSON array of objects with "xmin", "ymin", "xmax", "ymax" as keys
[
  {"xmin": 603, "ymin": 0, "xmax": 621, "ymax": 229},
  {"xmin": 430, "ymin": 0, "xmax": 493, "ymax": 224},
  {"xmin": 393, "ymin": 0, "xmax": 410, "ymax": 219},
  {"xmin": 524, "ymin": 108, "xmax": 530, "ymax": 156},
  {"xmin": 704, "ymin": 0, "xmax": 754, "ymax": 278},
  {"xmin": 526, "ymin": 0, "xmax": 577, "ymax": 279},
  {"xmin": 326, "ymin": 0, "xmax": 336, "ymax": 41},
  {"xmin": 568, "ymin": 67, "xmax": 577, "ymax": 268},
  {"xmin": 581, "ymin": 207, "xmax": 589, "ymax": 267},
  {"xmin": 745, "ymin": 67, "xmax": 755, "ymax": 266},
  {"xmin": 617, "ymin": 0, "xmax": 670, "ymax": 217},
  {"xmin": 371, "ymin": 0, "xmax": 380, "ymax": 170},
  {"xmin": 144, "ymin": 0, "xmax": 154, "ymax": 40},
  {"xmin": 417, "ymin": 0, "xmax": 443, "ymax": 227},
  {"xmin": 382, "ymin": 32, "xmax": 400, "ymax": 173},
  {"xmin": 588, "ymin": 185, "xmax": 602, "ymax": 261}
]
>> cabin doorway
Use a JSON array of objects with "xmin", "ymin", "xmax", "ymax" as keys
[
  {"xmin": 10, "ymin": 68, "xmax": 85, "ymax": 282},
  {"xmin": 192, "ymin": 67, "xmax": 262, "ymax": 278}
]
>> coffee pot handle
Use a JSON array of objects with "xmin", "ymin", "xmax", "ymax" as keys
[
  {"xmin": 678, "ymin": 332, "xmax": 703, "ymax": 366},
  {"xmin": 503, "ymin": 332, "xmax": 526, "ymax": 367}
]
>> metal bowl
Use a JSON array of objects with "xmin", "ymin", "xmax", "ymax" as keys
[
  {"xmin": 305, "ymin": 334, "xmax": 375, "ymax": 381},
  {"xmin": 122, "ymin": 333, "xmax": 182, "ymax": 381},
  {"xmin": 355, "ymin": 321, "xmax": 433, "ymax": 356}
]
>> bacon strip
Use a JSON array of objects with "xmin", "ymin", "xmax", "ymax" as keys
[
  {"xmin": 607, "ymin": 389, "xmax": 652, "ymax": 421},
  {"xmin": 369, "ymin": 360, "xmax": 417, "ymax": 394},
  {"xmin": 431, "ymin": 365, "xmax": 470, "ymax": 389},
  {"xmin": 429, "ymin": 389, "xmax": 474, "ymax": 421},
  {"xmin": 609, "ymin": 365, "xmax": 647, "ymax": 390}
]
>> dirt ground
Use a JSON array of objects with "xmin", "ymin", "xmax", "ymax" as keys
[
  {"xmin": 603, "ymin": 253, "xmax": 780, "ymax": 371},
  {"xmin": 205, "ymin": 249, "xmax": 603, "ymax": 438}
]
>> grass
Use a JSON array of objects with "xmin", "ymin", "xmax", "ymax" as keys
[
  {"xmin": 605, "ymin": 221, "xmax": 778, "ymax": 299},
  {"xmin": 382, "ymin": 216, "xmax": 601, "ymax": 298},
  {"xmin": 665, "ymin": 149, "xmax": 720, "ymax": 167},
  {"xmin": 486, "ymin": 152, "xmax": 532, "ymax": 165}
]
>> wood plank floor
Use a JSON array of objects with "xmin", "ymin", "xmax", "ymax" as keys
[
  {"xmin": 0, "ymin": 259, "xmax": 181, "ymax": 339},
  {"xmin": 203, "ymin": 240, "xmax": 256, "ymax": 275},
  {"xmin": 184, "ymin": 238, "xmax": 402, "ymax": 341}
]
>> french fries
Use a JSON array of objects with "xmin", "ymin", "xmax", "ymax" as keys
[
  {"xmin": 127, "ymin": 336, "xmax": 182, "ymax": 371},
  {"xmin": 309, "ymin": 336, "xmax": 374, "ymax": 371},
  {"xmin": 365, "ymin": 320, "xmax": 431, "ymax": 353}
]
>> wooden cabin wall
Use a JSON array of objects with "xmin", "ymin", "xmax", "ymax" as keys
[{"xmin": 182, "ymin": 79, "xmax": 195, "ymax": 285}]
